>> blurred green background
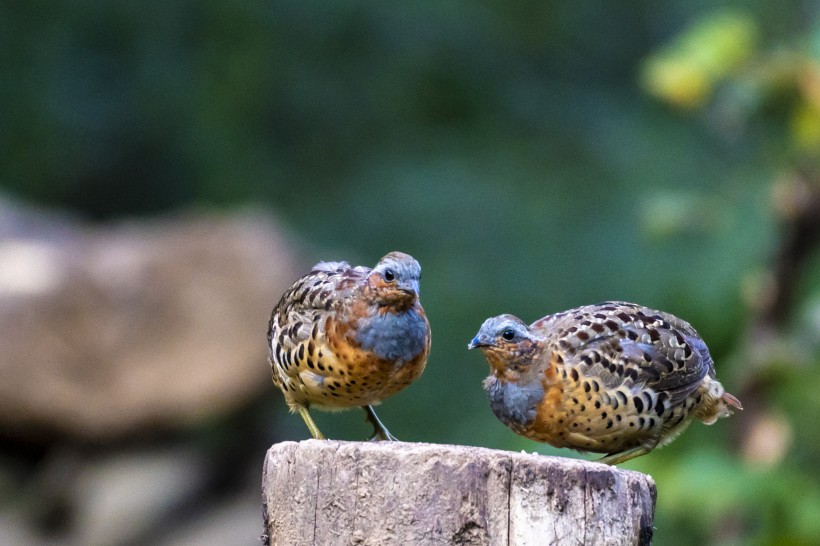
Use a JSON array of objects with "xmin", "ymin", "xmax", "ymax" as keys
[{"xmin": 2, "ymin": 1, "xmax": 820, "ymax": 545}]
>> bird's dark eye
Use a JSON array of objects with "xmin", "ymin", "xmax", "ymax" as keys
[
  {"xmin": 501, "ymin": 329, "xmax": 516, "ymax": 341},
  {"xmin": 383, "ymin": 269, "xmax": 395, "ymax": 282}
]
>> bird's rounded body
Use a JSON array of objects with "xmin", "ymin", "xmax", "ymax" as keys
[
  {"xmin": 268, "ymin": 252, "xmax": 431, "ymax": 439},
  {"xmin": 470, "ymin": 301, "xmax": 741, "ymax": 464}
]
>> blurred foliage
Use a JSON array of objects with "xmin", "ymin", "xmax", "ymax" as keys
[
  {"xmin": 2, "ymin": 1, "xmax": 820, "ymax": 544},
  {"xmin": 642, "ymin": 10, "xmax": 759, "ymax": 109}
]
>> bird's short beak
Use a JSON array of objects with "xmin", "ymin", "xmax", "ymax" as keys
[
  {"xmin": 398, "ymin": 279, "xmax": 420, "ymax": 297},
  {"xmin": 468, "ymin": 335, "xmax": 488, "ymax": 350}
]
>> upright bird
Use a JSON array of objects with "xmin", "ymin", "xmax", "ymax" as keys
[
  {"xmin": 468, "ymin": 301, "xmax": 741, "ymax": 465},
  {"xmin": 268, "ymin": 251, "xmax": 431, "ymax": 440}
]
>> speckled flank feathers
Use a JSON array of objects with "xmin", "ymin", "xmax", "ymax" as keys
[
  {"xmin": 469, "ymin": 301, "xmax": 742, "ymax": 465},
  {"xmin": 268, "ymin": 251, "xmax": 431, "ymax": 440}
]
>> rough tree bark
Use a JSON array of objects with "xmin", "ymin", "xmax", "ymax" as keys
[{"xmin": 262, "ymin": 441, "xmax": 655, "ymax": 546}]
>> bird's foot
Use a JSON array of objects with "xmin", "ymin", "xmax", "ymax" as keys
[
  {"xmin": 363, "ymin": 405, "xmax": 398, "ymax": 441},
  {"xmin": 297, "ymin": 406, "xmax": 326, "ymax": 440},
  {"xmin": 596, "ymin": 445, "xmax": 651, "ymax": 465}
]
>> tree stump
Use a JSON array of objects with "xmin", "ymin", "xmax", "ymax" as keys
[{"xmin": 262, "ymin": 441, "xmax": 655, "ymax": 545}]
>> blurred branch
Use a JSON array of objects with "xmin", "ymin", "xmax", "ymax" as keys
[
  {"xmin": 767, "ymin": 171, "xmax": 820, "ymax": 326},
  {"xmin": 735, "ymin": 169, "xmax": 820, "ymax": 465}
]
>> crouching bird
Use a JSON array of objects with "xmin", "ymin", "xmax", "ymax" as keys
[
  {"xmin": 268, "ymin": 251, "xmax": 431, "ymax": 441},
  {"xmin": 468, "ymin": 301, "xmax": 741, "ymax": 465}
]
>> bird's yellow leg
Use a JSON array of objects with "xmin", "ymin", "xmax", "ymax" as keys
[
  {"xmin": 364, "ymin": 405, "xmax": 397, "ymax": 441},
  {"xmin": 597, "ymin": 445, "xmax": 651, "ymax": 466},
  {"xmin": 297, "ymin": 406, "xmax": 326, "ymax": 440}
]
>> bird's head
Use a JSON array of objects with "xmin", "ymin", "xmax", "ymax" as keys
[
  {"xmin": 468, "ymin": 314, "xmax": 541, "ymax": 375},
  {"xmin": 367, "ymin": 251, "xmax": 422, "ymax": 310}
]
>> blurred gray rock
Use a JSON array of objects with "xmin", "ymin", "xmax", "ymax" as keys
[
  {"xmin": 73, "ymin": 447, "xmax": 206, "ymax": 546},
  {"xmin": 157, "ymin": 495, "xmax": 262, "ymax": 546},
  {"xmin": 0, "ymin": 196, "xmax": 305, "ymax": 441}
]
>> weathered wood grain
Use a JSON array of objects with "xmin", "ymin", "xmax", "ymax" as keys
[{"xmin": 262, "ymin": 441, "xmax": 655, "ymax": 546}]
